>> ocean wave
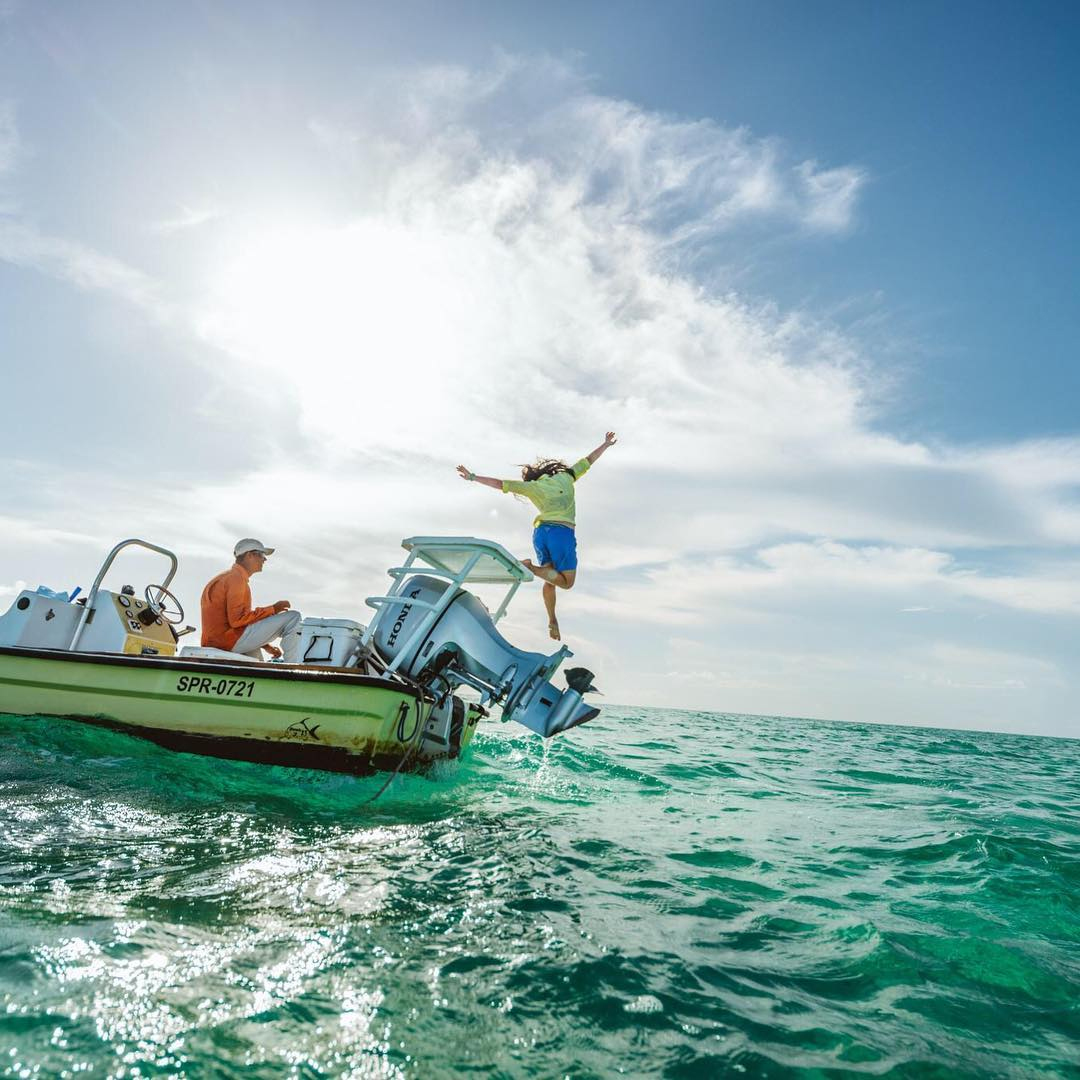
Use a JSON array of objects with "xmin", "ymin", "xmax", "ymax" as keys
[{"xmin": 1, "ymin": 707, "xmax": 1078, "ymax": 1075}]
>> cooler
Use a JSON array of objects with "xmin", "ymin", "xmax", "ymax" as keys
[{"xmin": 297, "ymin": 617, "xmax": 366, "ymax": 667}]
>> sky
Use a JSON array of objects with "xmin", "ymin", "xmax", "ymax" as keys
[{"xmin": 1, "ymin": 1, "xmax": 1079, "ymax": 738}]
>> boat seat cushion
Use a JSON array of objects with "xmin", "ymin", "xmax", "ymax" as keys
[{"xmin": 178, "ymin": 646, "xmax": 260, "ymax": 664}]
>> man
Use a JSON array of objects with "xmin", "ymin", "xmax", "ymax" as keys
[{"xmin": 200, "ymin": 539, "xmax": 302, "ymax": 662}]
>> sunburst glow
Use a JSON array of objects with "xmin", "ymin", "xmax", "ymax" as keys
[{"xmin": 201, "ymin": 220, "xmax": 489, "ymax": 447}]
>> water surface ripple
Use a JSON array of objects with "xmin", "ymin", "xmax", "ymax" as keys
[{"xmin": 1, "ymin": 708, "xmax": 1078, "ymax": 1077}]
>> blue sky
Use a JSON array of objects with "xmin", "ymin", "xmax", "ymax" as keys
[{"xmin": 1, "ymin": 1, "xmax": 1079, "ymax": 737}]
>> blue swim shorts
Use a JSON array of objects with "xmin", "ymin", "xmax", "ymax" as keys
[{"xmin": 533, "ymin": 523, "xmax": 578, "ymax": 572}]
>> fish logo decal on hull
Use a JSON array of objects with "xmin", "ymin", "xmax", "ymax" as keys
[{"xmin": 285, "ymin": 718, "xmax": 322, "ymax": 741}]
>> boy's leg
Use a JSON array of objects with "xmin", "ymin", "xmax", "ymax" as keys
[{"xmin": 542, "ymin": 582, "xmax": 560, "ymax": 640}]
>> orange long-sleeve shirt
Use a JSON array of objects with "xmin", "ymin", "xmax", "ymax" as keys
[{"xmin": 200, "ymin": 563, "xmax": 276, "ymax": 650}]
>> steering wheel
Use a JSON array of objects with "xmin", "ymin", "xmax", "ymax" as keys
[{"xmin": 145, "ymin": 584, "xmax": 185, "ymax": 625}]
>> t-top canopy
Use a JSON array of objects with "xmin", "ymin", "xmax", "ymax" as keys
[{"xmin": 400, "ymin": 536, "xmax": 531, "ymax": 584}]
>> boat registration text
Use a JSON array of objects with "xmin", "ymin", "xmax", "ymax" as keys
[{"xmin": 176, "ymin": 675, "xmax": 255, "ymax": 698}]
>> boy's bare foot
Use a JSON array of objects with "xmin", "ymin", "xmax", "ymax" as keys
[{"xmin": 548, "ymin": 618, "xmax": 561, "ymax": 641}]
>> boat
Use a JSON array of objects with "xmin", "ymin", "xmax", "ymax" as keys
[{"xmin": 0, "ymin": 536, "xmax": 599, "ymax": 776}]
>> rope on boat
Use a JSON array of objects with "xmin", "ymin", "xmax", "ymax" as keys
[
  {"xmin": 356, "ymin": 645, "xmax": 459, "ymax": 805},
  {"xmin": 362, "ymin": 688, "xmax": 428, "ymax": 805}
]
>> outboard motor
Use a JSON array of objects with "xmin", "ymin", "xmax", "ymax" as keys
[{"xmin": 372, "ymin": 575, "xmax": 599, "ymax": 736}]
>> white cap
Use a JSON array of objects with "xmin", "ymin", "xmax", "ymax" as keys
[{"xmin": 234, "ymin": 538, "xmax": 275, "ymax": 557}]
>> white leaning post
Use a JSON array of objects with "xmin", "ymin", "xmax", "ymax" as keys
[{"xmin": 490, "ymin": 579, "xmax": 522, "ymax": 624}]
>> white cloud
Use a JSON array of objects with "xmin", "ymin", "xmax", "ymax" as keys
[
  {"xmin": 150, "ymin": 204, "xmax": 224, "ymax": 234},
  {"xmin": 177, "ymin": 61, "xmax": 1078, "ymax": 567},
  {"xmin": 186, "ymin": 61, "xmax": 877, "ymax": 485},
  {"xmin": 0, "ymin": 579, "xmax": 28, "ymax": 603},
  {"xmin": 0, "ymin": 514, "xmax": 102, "ymax": 553},
  {"xmin": 960, "ymin": 437, "xmax": 1080, "ymax": 490},
  {"xmin": 951, "ymin": 567, "xmax": 1080, "ymax": 615},
  {"xmin": 662, "ymin": 669, "xmax": 718, "ymax": 682},
  {"xmin": 0, "ymin": 221, "xmax": 174, "ymax": 321},
  {"xmin": 581, "ymin": 540, "xmax": 1080, "ymax": 628},
  {"xmin": 315, "ymin": 55, "xmax": 867, "ymax": 238},
  {"xmin": 0, "ymin": 105, "xmax": 175, "ymax": 317},
  {"xmin": 906, "ymin": 641, "xmax": 1061, "ymax": 692},
  {"xmin": 796, "ymin": 160, "xmax": 865, "ymax": 231}
]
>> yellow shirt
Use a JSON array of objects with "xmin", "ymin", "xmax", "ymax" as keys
[{"xmin": 502, "ymin": 458, "xmax": 591, "ymax": 528}]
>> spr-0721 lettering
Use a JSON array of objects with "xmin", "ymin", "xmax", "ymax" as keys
[{"xmin": 176, "ymin": 675, "xmax": 255, "ymax": 698}]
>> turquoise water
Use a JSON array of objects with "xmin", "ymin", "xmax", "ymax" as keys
[{"xmin": 1, "ymin": 707, "xmax": 1078, "ymax": 1078}]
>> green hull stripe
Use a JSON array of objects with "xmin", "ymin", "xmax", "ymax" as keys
[{"xmin": 0, "ymin": 672, "xmax": 410, "ymax": 720}]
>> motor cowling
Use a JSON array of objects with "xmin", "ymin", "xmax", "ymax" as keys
[{"xmin": 372, "ymin": 575, "xmax": 598, "ymax": 736}]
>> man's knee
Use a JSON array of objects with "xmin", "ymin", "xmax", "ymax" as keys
[{"xmin": 283, "ymin": 609, "xmax": 302, "ymax": 633}]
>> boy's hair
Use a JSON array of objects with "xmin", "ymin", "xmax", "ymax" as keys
[{"xmin": 520, "ymin": 458, "xmax": 572, "ymax": 482}]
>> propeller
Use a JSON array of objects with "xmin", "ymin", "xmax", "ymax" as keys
[{"xmin": 565, "ymin": 667, "xmax": 599, "ymax": 694}]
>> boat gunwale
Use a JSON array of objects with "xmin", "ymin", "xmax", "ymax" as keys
[{"xmin": 0, "ymin": 646, "xmax": 423, "ymax": 698}]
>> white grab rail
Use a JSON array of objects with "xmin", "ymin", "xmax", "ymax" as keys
[{"xmin": 70, "ymin": 538, "xmax": 179, "ymax": 651}]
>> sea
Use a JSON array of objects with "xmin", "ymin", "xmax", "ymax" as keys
[{"xmin": 1, "ymin": 706, "xmax": 1077, "ymax": 1078}]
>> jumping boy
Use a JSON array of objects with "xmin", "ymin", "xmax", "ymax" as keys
[{"xmin": 457, "ymin": 432, "xmax": 617, "ymax": 640}]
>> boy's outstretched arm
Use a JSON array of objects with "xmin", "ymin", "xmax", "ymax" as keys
[
  {"xmin": 585, "ymin": 431, "xmax": 618, "ymax": 466},
  {"xmin": 456, "ymin": 464, "xmax": 505, "ymax": 490}
]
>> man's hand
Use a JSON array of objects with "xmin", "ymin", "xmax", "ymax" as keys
[
  {"xmin": 262, "ymin": 643, "xmax": 283, "ymax": 659},
  {"xmin": 456, "ymin": 464, "xmax": 473, "ymax": 481},
  {"xmin": 604, "ymin": 431, "xmax": 617, "ymax": 447},
  {"xmin": 273, "ymin": 600, "xmax": 291, "ymax": 614}
]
